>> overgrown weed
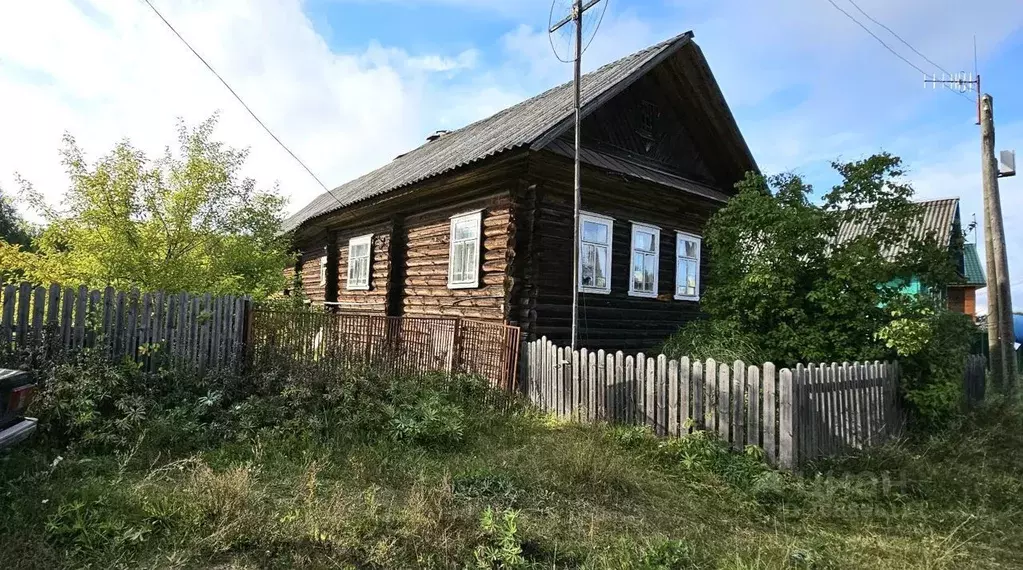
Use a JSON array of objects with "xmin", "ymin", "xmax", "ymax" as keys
[{"xmin": 3, "ymin": 355, "xmax": 1022, "ymax": 568}]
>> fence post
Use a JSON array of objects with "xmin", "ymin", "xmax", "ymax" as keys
[
  {"xmin": 450, "ymin": 317, "xmax": 463, "ymax": 375},
  {"xmin": 779, "ymin": 367, "xmax": 795, "ymax": 470},
  {"xmin": 242, "ymin": 297, "xmax": 254, "ymax": 373}
]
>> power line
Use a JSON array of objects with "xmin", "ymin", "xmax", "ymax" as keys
[
  {"xmin": 825, "ymin": 0, "xmax": 975, "ymax": 103},
  {"xmin": 846, "ymin": 0, "xmax": 951, "ymax": 77},
  {"xmin": 138, "ymin": 0, "xmax": 343, "ymax": 206},
  {"xmin": 844, "ymin": 0, "xmax": 976, "ymax": 104}
]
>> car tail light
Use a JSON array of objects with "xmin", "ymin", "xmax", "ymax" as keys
[{"xmin": 8, "ymin": 385, "xmax": 36, "ymax": 413}]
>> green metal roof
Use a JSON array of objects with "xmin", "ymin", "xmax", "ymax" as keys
[{"xmin": 962, "ymin": 243, "xmax": 986, "ymax": 287}]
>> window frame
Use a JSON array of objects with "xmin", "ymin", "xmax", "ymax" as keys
[
  {"xmin": 628, "ymin": 222, "xmax": 660, "ymax": 298},
  {"xmin": 447, "ymin": 210, "xmax": 483, "ymax": 289},
  {"xmin": 674, "ymin": 231, "xmax": 702, "ymax": 301},
  {"xmin": 345, "ymin": 234, "xmax": 373, "ymax": 291},
  {"xmin": 318, "ymin": 255, "xmax": 327, "ymax": 286},
  {"xmin": 577, "ymin": 211, "xmax": 614, "ymax": 295}
]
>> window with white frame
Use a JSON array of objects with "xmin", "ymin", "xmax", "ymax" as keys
[
  {"xmin": 629, "ymin": 223, "xmax": 659, "ymax": 297},
  {"xmin": 579, "ymin": 212, "xmax": 613, "ymax": 293},
  {"xmin": 674, "ymin": 232, "xmax": 701, "ymax": 300},
  {"xmin": 318, "ymin": 255, "xmax": 327, "ymax": 286},
  {"xmin": 448, "ymin": 210, "xmax": 482, "ymax": 288},
  {"xmin": 346, "ymin": 234, "xmax": 372, "ymax": 290}
]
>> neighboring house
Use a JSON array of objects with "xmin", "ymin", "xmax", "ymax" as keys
[
  {"xmin": 836, "ymin": 197, "xmax": 985, "ymax": 318},
  {"xmin": 283, "ymin": 32, "xmax": 757, "ymax": 350},
  {"xmin": 949, "ymin": 242, "xmax": 986, "ymax": 317}
]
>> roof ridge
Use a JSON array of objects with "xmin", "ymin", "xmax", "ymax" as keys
[
  {"xmin": 912, "ymin": 196, "xmax": 960, "ymax": 204},
  {"xmin": 284, "ymin": 30, "xmax": 726, "ymax": 233},
  {"xmin": 388, "ymin": 32, "xmax": 692, "ymax": 164}
]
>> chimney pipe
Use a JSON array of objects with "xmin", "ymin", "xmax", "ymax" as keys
[{"xmin": 426, "ymin": 129, "xmax": 450, "ymax": 142}]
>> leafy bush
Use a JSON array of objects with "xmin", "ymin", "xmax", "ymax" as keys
[
  {"xmin": 876, "ymin": 295, "xmax": 977, "ymax": 427},
  {"xmin": 453, "ymin": 468, "xmax": 524, "ymax": 507},
  {"xmin": 30, "ymin": 349, "xmax": 219, "ymax": 451},
  {"xmin": 605, "ymin": 425, "xmax": 772, "ymax": 491},
  {"xmin": 25, "ymin": 337, "xmax": 505, "ymax": 457},
  {"xmin": 660, "ymin": 319, "xmax": 767, "ymax": 363},
  {"xmin": 473, "ymin": 507, "xmax": 526, "ymax": 569},
  {"xmin": 387, "ymin": 390, "xmax": 465, "ymax": 447}
]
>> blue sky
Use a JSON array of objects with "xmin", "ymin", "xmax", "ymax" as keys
[{"xmin": 1, "ymin": 0, "xmax": 1021, "ymax": 308}]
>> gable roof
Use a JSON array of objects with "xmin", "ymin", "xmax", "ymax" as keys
[
  {"xmin": 836, "ymin": 198, "xmax": 961, "ymax": 250},
  {"xmin": 284, "ymin": 31, "xmax": 755, "ymax": 232},
  {"xmin": 961, "ymin": 242, "xmax": 986, "ymax": 287}
]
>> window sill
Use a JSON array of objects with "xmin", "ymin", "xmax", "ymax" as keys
[
  {"xmin": 448, "ymin": 281, "xmax": 479, "ymax": 290},
  {"xmin": 578, "ymin": 287, "xmax": 611, "ymax": 295},
  {"xmin": 346, "ymin": 284, "xmax": 370, "ymax": 291},
  {"xmin": 628, "ymin": 290, "xmax": 658, "ymax": 298},
  {"xmin": 674, "ymin": 294, "xmax": 700, "ymax": 302}
]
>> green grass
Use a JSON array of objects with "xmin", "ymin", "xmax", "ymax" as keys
[{"xmin": 2, "ymin": 390, "xmax": 1023, "ymax": 569}]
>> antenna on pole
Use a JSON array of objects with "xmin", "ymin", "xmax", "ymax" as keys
[
  {"xmin": 924, "ymin": 71, "xmax": 981, "ymax": 125},
  {"xmin": 549, "ymin": 0, "xmax": 608, "ymax": 351}
]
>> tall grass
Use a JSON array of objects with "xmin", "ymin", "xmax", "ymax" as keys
[{"xmin": 2, "ymin": 353, "xmax": 1022, "ymax": 568}]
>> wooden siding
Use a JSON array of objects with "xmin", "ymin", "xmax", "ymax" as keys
[
  {"xmin": 563, "ymin": 71, "xmax": 715, "ymax": 185},
  {"xmin": 401, "ymin": 194, "xmax": 511, "ymax": 321},
  {"xmin": 296, "ymin": 241, "xmax": 327, "ymax": 304},
  {"xmin": 948, "ymin": 286, "xmax": 978, "ymax": 318},
  {"xmin": 291, "ymin": 152, "xmax": 528, "ymax": 321},
  {"xmin": 336, "ymin": 221, "xmax": 392, "ymax": 314},
  {"xmin": 515, "ymin": 150, "xmax": 723, "ymax": 350}
]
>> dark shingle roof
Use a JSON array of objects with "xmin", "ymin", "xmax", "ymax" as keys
[
  {"xmin": 962, "ymin": 242, "xmax": 986, "ymax": 286},
  {"xmin": 836, "ymin": 198, "xmax": 960, "ymax": 256},
  {"xmin": 285, "ymin": 32, "xmax": 713, "ymax": 232}
]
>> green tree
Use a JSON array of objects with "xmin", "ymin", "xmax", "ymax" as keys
[
  {"xmin": 0, "ymin": 116, "xmax": 291, "ymax": 298},
  {"xmin": 699, "ymin": 153, "xmax": 962, "ymax": 365},
  {"xmin": 0, "ymin": 187, "xmax": 31, "ymax": 247}
]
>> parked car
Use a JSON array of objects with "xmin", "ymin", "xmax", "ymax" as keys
[{"xmin": 0, "ymin": 368, "xmax": 38, "ymax": 449}]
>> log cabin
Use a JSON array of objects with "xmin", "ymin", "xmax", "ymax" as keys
[{"xmin": 283, "ymin": 31, "xmax": 758, "ymax": 350}]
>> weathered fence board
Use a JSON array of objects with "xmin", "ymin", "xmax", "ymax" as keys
[
  {"xmin": 521, "ymin": 338, "xmax": 903, "ymax": 469},
  {"xmin": 964, "ymin": 355, "xmax": 986, "ymax": 407},
  {"xmin": 0, "ymin": 281, "xmax": 249, "ymax": 375}
]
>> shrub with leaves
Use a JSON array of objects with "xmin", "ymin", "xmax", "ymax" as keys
[
  {"xmin": 387, "ymin": 390, "xmax": 466, "ymax": 447},
  {"xmin": 473, "ymin": 507, "xmax": 526, "ymax": 569},
  {"xmin": 660, "ymin": 319, "xmax": 766, "ymax": 363},
  {"xmin": 689, "ymin": 153, "xmax": 958, "ymax": 367},
  {"xmin": 878, "ymin": 295, "xmax": 978, "ymax": 426}
]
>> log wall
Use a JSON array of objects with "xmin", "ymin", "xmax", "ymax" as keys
[
  {"xmin": 296, "ymin": 240, "xmax": 327, "ymax": 304},
  {"xmin": 401, "ymin": 194, "xmax": 511, "ymax": 322},
  {"xmin": 517, "ymin": 151, "xmax": 725, "ymax": 350},
  {"xmin": 290, "ymin": 152, "xmax": 527, "ymax": 322},
  {"xmin": 335, "ymin": 221, "xmax": 393, "ymax": 314}
]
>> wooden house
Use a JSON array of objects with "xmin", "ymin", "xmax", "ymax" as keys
[
  {"xmin": 283, "ymin": 32, "xmax": 757, "ymax": 350},
  {"xmin": 836, "ymin": 197, "xmax": 986, "ymax": 319}
]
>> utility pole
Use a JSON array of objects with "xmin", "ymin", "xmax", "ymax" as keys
[
  {"xmin": 927, "ymin": 71, "xmax": 1017, "ymax": 393},
  {"xmin": 980, "ymin": 94, "xmax": 1017, "ymax": 392},
  {"xmin": 550, "ymin": 0, "xmax": 605, "ymax": 350}
]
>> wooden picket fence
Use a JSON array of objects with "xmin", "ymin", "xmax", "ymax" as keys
[
  {"xmin": 521, "ymin": 337, "xmax": 903, "ymax": 469},
  {"xmin": 0, "ymin": 281, "xmax": 250, "ymax": 374},
  {"xmin": 963, "ymin": 354, "xmax": 987, "ymax": 407}
]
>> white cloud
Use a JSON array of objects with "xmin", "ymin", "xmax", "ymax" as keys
[
  {"xmin": 2, "ymin": 0, "xmax": 1020, "ymax": 313},
  {"xmin": 0, "ymin": 0, "xmax": 498, "ymax": 219}
]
